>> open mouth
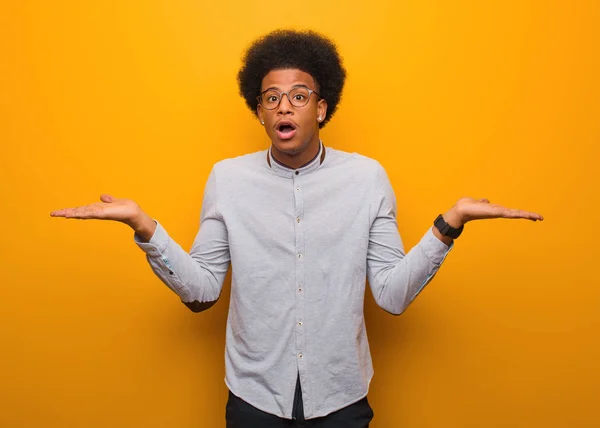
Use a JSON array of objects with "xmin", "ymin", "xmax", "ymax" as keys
[{"xmin": 276, "ymin": 121, "xmax": 297, "ymax": 140}]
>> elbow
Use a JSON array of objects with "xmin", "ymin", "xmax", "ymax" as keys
[
  {"xmin": 183, "ymin": 299, "xmax": 218, "ymax": 313},
  {"xmin": 373, "ymin": 283, "xmax": 411, "ymax": 316},
  {"xmin": 374, "ymin": 292, "xmax": 410, "ymax": 316},
  {"xmin": 178, "ymin": 274, "xmax": 223, "ymax": 313},
  {"xmin": 378, "ymin": 301, "xmax": 409, "ymax": 316}
]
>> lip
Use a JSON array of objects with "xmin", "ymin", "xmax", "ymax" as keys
[
  {"xmin": 274, "ymin": 120, "xmax": 298, "ymax": 141},
  {"xmin": 274, "ymin": 120, "xmax": 298, "ymax": 131}
]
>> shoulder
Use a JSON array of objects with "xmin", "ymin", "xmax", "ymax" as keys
[
  {"xmin": 325, "ymin": 146, "xmax": 386, "ymax": 177},
  {"xmin": 214, "ymin": 150, "xmax": 266, "ymax": 170},
  {"xmin": 326, "ymin": 148, "xmax": 396, "ymax": 202},
  {"xmin": 212, "ymin": 150, "xmax": 267, "ymax": 176}
]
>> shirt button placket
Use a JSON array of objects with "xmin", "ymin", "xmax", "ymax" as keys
[{"xmin": 293, "ymin": 170, "xmax": 307, "ymax": 404}]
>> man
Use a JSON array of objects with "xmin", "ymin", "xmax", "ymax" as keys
[{"xmin": 50, "ymin": 29, "xmax": 543, "ymax": 427}]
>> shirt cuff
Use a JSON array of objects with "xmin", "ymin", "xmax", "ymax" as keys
[{"xmin": 134, "ymin": 219, "xmax": 169, "ymax": 257}]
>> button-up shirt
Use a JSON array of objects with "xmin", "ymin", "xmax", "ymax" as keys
[{"xmin": 134, "ymin": 142, "xmax": 453, "ymax": 419}]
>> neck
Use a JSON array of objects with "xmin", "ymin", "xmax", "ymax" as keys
[{"xmin": 271, "ymin": 136, "xmax": 321, "ymax": 169}]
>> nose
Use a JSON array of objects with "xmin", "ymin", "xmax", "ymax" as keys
[{"xmin": 277, "ymin": 94, "xmax": 294, "ymax": 115}]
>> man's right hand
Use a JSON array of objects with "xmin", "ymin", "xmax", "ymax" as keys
[{"xmin": 50, "ymin": 194, "xmax": 157, "ymax": 242}]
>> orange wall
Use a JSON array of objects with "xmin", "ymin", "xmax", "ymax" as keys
[{"xmin": 1, "ymin": 1, "xmax": 599, "ymax": 427}]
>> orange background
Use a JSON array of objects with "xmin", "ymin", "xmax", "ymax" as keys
[{"xmin": 1, "ymin": 1, "xmax": 599, "ymax": 427}]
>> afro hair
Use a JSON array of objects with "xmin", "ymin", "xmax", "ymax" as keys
[{"xmin": 237, "ymin": 29, "xmax": 346, "ymax": 129}]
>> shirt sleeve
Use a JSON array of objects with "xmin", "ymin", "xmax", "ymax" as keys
[
  {"xmin": 134, "ymin": 167, "xmax": 231, "ymax": 303},
  {"xmin": 366, "ymin": 163, "xmax": 454, "ymax": 315}
]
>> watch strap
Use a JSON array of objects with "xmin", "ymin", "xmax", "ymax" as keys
[{"xmin": 434, "ymin": 214, "xmax": 464, "ymax": 239}]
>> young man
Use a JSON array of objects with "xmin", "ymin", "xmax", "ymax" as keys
[{"xmin": 51, "ymin": 30, "xmax": 543, "ymax": 427}]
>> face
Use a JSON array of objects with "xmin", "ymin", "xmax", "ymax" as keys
[{"xmin": 257, "ymin": 69, "xmax": 327, "ymax": 164}]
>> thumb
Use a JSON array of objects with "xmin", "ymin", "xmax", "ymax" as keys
[{"xmin": 100, "ymin": 194, "xmax": 115, "ymax": 203}]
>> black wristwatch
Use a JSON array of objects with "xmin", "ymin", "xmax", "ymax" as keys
[{"xmin": 434, "ymin": 214, "xmax": 464, "ymax": 239}]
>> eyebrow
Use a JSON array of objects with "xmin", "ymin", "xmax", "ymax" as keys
[{"xmin": 262, "ymin": 84, "xmax": 311, "ymax": 92}]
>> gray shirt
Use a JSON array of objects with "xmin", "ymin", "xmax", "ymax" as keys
[{"xmin": 134, "ymin": 142, "xmax": 453, "ymax": 419}]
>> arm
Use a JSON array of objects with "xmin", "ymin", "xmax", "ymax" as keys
[
  {"xmin": 366, "ymin": 165, "xmax": 544, "ymax": 316},
  {"xmin": 134, "ymin": 168, "xmax": 231, "ymax": 312},
  {"xmin": 366, "ymin": 165, "xmax": 453, "ymax": 316},
  {"xmin": 49, "ymin": 168, "xmax": 231, "ymax": 313}
]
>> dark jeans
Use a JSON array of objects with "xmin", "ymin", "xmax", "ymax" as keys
[{"xmin": 225, "ymin": 374, "xmax": 374, "ymax": 427}]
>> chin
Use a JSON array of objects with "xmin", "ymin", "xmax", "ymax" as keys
[{"xmin": 272, "ymin": 138, "xmax": 306, "ymax": 155}]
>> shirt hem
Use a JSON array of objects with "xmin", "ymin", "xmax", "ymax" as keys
[
  {"xmin": 225, "ymin": 377, "xmax": 290, "ymax": 419},
  {"xmin": 307, "ymin": 370, "xmax": 374, "ymax": 419},
  {"xmin": 224, "ymin": 370, "xmax": 374, "ymax": 420}
]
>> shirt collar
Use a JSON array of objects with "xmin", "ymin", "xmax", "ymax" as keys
[{"xmin": 266, "ymin": 140, "xmax": 325, "ymax": 179}]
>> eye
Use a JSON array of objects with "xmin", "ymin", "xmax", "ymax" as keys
[
  {"xmin": 293, "ymin": 94, "xmax": 306, "ymax": 100},
  {"xmin": 267, "ymin": 95, "xmax": 279, "ymax": 102}
]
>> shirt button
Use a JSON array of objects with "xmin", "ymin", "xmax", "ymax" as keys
[
  {"xmin": 296, "ymin": 217, "xmax": 300, "ymax": 223},
  {"xmin": 298, "ymin": 353, "xmax": 303, "ymax": 359},
  {"xmin": 297, "ymin": 253, "xmax": 302, "ymax": 259},
  {"xmin": 295, "ymin": 171, "xmax": 299, "ymax": 175},
  {"xmin": 296, "ymin": 187, "xmax": 300, "ymax": 191},
  {"xmin": 298, "ymin": 287, "xmax": 302, "ymax": 292},
  {"xmin": 298, "ymin": 321, "xmax": 303, "ymax": 326}
]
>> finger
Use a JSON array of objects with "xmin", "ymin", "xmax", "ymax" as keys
[
  {"xmin": 64, "ymin": 206, "xmax": 83, "ymax": 218},
  {"xmin": 100, "ymin": 194, "xmax": 114, "ymax": 203},
  {"xmin": 50, "ymin": 207, "xmax": 80, "ymax": 217},
  {"xmin": 53, "ymin": 207, "xmax": 76, "ymax": 218},
  {"xmin": 77, "ymin": 203, "xmax": 106, "ymax": 219},
  {"xmin": 503, "ymin": 208, "xmax": 544, "ymax": 221},
  {"xmin": 479, "ymin": 198, "xmax": 490, "ymax": 203},
  {"xmin": 54, "ymin": 203, "xmax": 103, "ymax": 219},
  {"xmin": 50, "ymin": 209, "xmax": 67, "ymax": 217},
  {"xmin": 518, "ymin": 210, "xmax": 543, "ymax": 221}
]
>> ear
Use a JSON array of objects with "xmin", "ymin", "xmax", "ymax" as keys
[
  {"xmin": 257, "ymin": 104, "xmax": 264, "ymax": 124},
  {"xmin": 317, "ymin": 99, "xmax": 328, "ymax": 123}
]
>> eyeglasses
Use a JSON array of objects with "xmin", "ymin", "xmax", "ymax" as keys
[{"xmin": 257, "ymin": 86, "xmax": 322, "ymax": 110}]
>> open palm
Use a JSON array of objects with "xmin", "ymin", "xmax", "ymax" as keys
[
  {"xmin": 50, "ymin": 194, "xmax": 141, "ymax": 226},
  {"xmin": 457, "ymin": 197, "xmax": 544, "ymax": 223}
]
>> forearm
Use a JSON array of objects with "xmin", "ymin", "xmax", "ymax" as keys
[
  {"xmin": 134, "ymin": 219, "xmax": 230, "ymax": 304},
  {"xmin": 128, "ymin": 210, "xmax": 157, "ymax": 243},
  {"xmin": 370, "ymin": 227, "xmax": 453, "ymax": 315}
]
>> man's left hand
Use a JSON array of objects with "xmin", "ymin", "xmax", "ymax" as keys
[{"xmin": 444, "ymin": 197, "xmax": 544, "ymax": 229}]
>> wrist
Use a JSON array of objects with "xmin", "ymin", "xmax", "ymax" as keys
[
  {"xmin": 442, "ymin": 206, "xmax": 464, "ymax": 229},
  {"xmin": 127, "ymin": 210, "xmax": 156, "ymax": 242}
]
